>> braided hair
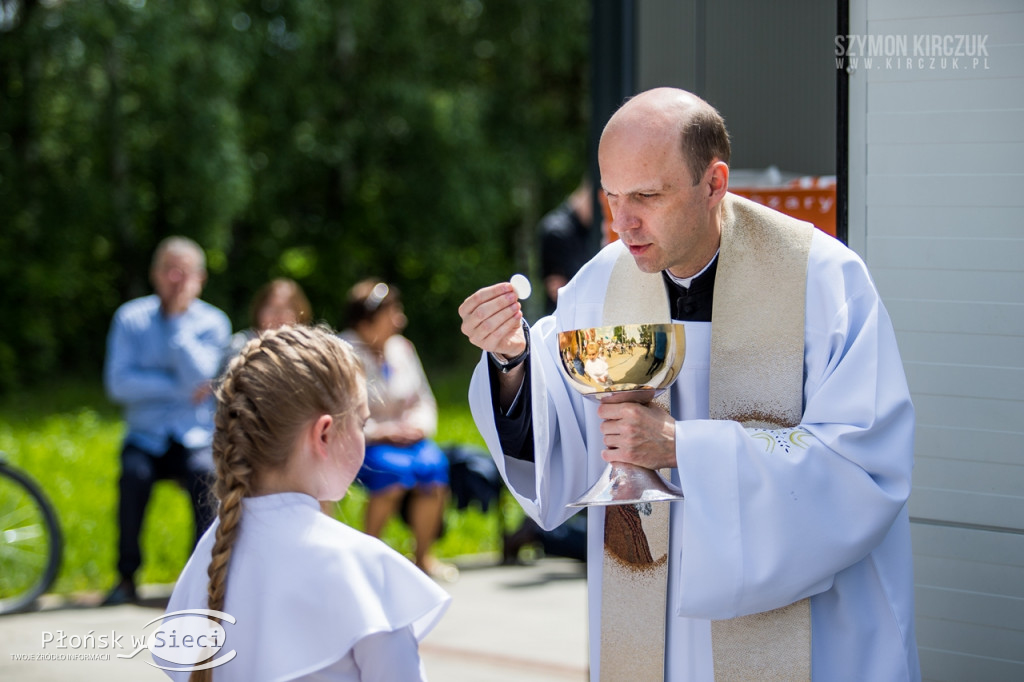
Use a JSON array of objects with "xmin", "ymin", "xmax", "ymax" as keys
[{"xmin": 189, "ymin": 324, "xmax": 362, "ymax": 682}]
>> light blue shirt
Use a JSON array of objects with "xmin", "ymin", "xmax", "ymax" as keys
[{"xmin": 104, "ymin": 294, "xmax": 231, "ymax": 454}]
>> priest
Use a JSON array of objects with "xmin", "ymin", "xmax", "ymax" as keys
[{"xmin": 458, "ymin": 87, "xmax": 920, "ymax": 681}]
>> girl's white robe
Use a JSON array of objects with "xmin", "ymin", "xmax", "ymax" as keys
[{"xmin": 159, "ymin": 493, "xmax": 450, "ymax": 681}]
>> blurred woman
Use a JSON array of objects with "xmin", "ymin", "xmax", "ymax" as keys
[
  {"xmin": 228, "ymin": 278, "xmax": 313, "ymax": 358},
  {"xmin": 340, "ymin": 280, "xmax": 452, "ymax": 578}
]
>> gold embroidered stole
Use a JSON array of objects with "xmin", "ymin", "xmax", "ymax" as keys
[
  {"xmin": 598, "ymin": 193, "xmax": 814, "ymax": 681},
  {"xmin": 599, "ymin": 250, "xmax": 674, "ymax": 681},
  {"xmin": 708, "ymin": 194, "xmax": 814, "ymax": 680}
]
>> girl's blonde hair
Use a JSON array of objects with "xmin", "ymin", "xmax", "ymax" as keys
[{"xmin": 190, "ymin": 324, "xmax": 363, "ymax": 682}]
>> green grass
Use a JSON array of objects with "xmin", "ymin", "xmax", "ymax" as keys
[{"xmin": 0, "ymin": 367, "xmax": 521, "ymax": 596}]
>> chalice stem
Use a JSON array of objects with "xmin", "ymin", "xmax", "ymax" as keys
[{"xmin": 569, "ymin": 461, "xmax": 683, "ymax": 507}]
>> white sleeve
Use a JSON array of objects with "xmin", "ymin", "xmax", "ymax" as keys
[
  {"xmin": 399, "ymin": 339, "xmax": 439, "ymax": 438},
  {"xmin": 469, "ymin": 312, "xmax": 594, "ymax": 532},
  {"xmin": 351, "ymin": 626, "xmax": 426, "ymax": 682},
  {"xmin": 673, "ymin": 254, "xmax": 915, "ymax": 620}
]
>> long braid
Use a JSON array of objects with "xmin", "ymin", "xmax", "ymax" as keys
[
  {"xmin": 189, "ymin": 345, "xmax": 258, "ymax": 682},
  {"xmin": 205, "ymin": 398, "xmax": 254, "ymax": 616},
  {"xmin": 188, "ymin": 325, "xmax": 362, "ymax": 682}
]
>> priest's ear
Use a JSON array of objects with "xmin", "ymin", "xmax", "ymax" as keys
[{"xmin": 704, "ymin": 160, "xmax": 729, "ymax": 206}]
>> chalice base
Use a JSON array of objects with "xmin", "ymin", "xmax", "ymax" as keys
[{"xmin": 569, "ymin": 462, "xmax": 684, "ymax": 507}]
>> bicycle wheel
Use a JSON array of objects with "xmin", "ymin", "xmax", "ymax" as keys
[{"xmin": 0, "ymin": 462, "xmax": 63, "ymax": 614}]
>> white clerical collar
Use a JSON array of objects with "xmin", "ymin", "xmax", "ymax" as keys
[{"xmin": 665, "ymin": 250, "xmax": 719, "ymax": 289}]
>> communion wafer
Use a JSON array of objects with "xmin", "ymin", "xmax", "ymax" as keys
[{"xmin": 510, "ymin": 274, "xmax": 532, "ymax": 300}]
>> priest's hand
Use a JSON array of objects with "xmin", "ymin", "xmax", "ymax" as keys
[
  {"xmin": 459, "ymin": 282, "xmax": 528, "ymax": 409},
  {"xmin": 597, "ymin": 401, "xmax": 677, "ymax": 469},
  {"xmin": 458, "ymin": 282, "xmax": 526, "ymax": 358}
]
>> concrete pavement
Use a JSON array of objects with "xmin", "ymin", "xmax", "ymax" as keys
[{"xmin": 0, "ymin": 556, "xmax": 589, "ymax": 681}]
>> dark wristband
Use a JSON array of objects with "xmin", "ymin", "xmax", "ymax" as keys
[{"xmin": 488, "ymin": 320, "xmax": 530, "ymax": 373}]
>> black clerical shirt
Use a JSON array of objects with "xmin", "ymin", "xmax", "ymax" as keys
[{"xmin": 492, "ymin": 255, "xmax": 718, "ymax": 462}]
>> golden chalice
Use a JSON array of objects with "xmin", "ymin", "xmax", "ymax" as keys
[{"xmin": 557, "ymin": 323, "xmax": 687, "ymax": 507}]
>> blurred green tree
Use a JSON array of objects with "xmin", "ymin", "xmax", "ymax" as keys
[{"xmin": 0, "ymin": 0, "xmax": 589, "ymax": 393}]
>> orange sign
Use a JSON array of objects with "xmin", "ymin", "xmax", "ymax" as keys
[{"xmin": 730, "ymin": 185, "xmax": 837, "ymax": 237}]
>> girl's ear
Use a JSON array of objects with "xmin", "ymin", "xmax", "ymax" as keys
[{"xmin": 311, "ymin": 414, "xmax": 334, "ymax": 458}]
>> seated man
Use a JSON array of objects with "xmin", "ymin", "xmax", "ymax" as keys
[{"xmin": 102, "ymin": 236, "xmax": 230, "ymax": 605}]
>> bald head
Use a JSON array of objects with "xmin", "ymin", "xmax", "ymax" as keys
[
  {"xmin": 597, "ymin": 88, "xmax": 731, "ymax": 278},
  {"xmin": 602, "ymin": 88, "xmax": 730, "ymax": 185}
]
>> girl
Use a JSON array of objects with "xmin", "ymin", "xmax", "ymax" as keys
[
  {"xmin": 159, "ymin": 325, "xmax": 450, "ymax": 681},
  {"xmin": 583, "ymin": 341, "xmax": 611, "ymax": 385}
]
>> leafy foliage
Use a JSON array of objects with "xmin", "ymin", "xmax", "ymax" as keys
[
  {"xmin": 0, "ymin": 0, "xmax": 590, "ymax": 392},
  {"xmin": 0, "ymin": 373, "xmax": 514, "ymax": 594}
]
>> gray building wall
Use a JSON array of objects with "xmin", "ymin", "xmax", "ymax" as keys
[
  {"xmin": 847, "ymin": 0, "xmax": 1024, "ymax": 678},
  {"xmin": 637, "ymin": 0, "xmax": 837, "ymax": 176}
]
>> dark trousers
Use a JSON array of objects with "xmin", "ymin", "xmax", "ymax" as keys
[{"xmin": 116, "ymin": 441, "xmax": 215, "ymax": 581}]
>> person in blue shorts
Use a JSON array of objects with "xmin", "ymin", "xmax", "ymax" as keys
[{"xmin": 340, "ymin": 279, "xmax": 452, "ymax": 578}]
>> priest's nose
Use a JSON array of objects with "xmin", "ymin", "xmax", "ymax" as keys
[{"xmin": 609, "ymin": 206, "xmax": 640, "ymax": 236}]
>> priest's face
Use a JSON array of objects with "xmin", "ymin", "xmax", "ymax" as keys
[{"xmin": 599, "ymin": 116, "xmax": 724, "ymax": 279}]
